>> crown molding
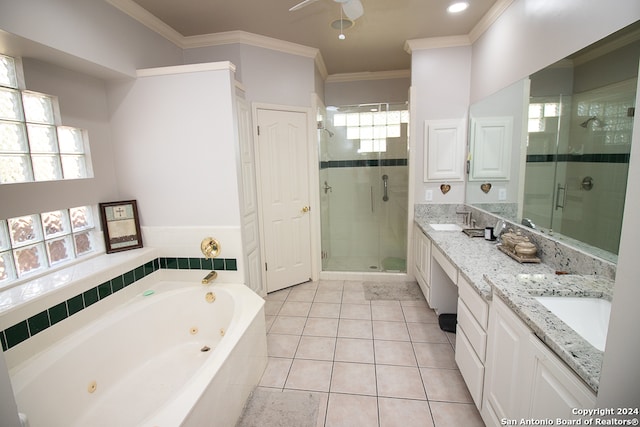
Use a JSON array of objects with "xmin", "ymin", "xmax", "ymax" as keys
[
  {"xmin": 468, "ymin": 0, "xmax": 514, "ymax": 43},
  {"xmin": 326, "ymin": 69, "xmax": 411, "ymax": 83},
  {"xmin": 136, "ymin": 61, "xmax": 236, "ymax": 78},
  {"xmin": 404, "ymin": 35, "xmax": 471, "ymax": 54},
  {"xmin": 106, "ymin": 0, "xmax": 184, "ymax": 46},
  {"xmin": 572, "ymin": 26, "xmax": 640, "ymax": 66}
]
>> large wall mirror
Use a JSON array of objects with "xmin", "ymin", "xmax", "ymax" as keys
[{"xmin": 467, "ymin": 21, "xmax": 640, "ymax": 263}]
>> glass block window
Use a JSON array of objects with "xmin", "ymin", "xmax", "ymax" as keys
[
  {"xmin": 0, "ymin": 206, "xmax": 97, "ymax": 287},
  {"xmin": 333, "ymin": 108, "xmax": 409, "ymax": 153},
  {"xmin": 0, "ymin": 54, "xmax": 92, "ymax": 184},
  {"xmin": 528, "ymin": 102, "xmax": 560, "ymax": 133}
]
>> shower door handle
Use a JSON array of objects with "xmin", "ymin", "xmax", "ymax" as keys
[
  {"xmin": 555, "ymin": 183, "xmax": 566, "ymax": 210},
  {"xmin": 382, "ymin": 174, "xmax": 389, "ymax": 202}
]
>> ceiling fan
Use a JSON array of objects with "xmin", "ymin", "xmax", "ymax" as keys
[{"xmin": 289, "ymin": 0, "xmax": 364, "ymax": 20}]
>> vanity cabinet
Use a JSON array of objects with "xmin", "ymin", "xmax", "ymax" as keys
[
  {"xmin": 413, "ymin": 224, "xmax": 431, "ymax": 301},
  {"xmin": 482, "ymin": 295, "xmax": 595, "ymax": 426},
  {"xmin": 429, "ymin": 245, "xmax": 458, "ymax": 315},
  {"xmin": 455, "ymin": 276, "xmax": 489, "ymax": 409}
]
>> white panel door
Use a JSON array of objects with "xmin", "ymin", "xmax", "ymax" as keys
[{"xmin": 256, "ymin": 109, "xmax": 311, "ymax": 292}]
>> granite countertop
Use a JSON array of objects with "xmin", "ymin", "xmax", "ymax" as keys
[{"xmin": 415, "ymin": 220, "xmax": 614, "ymax": 393}]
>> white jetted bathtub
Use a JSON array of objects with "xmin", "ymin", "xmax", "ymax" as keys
[{"xmin": 10, "ymin": 281, "xmax": 267, "ymax": 427}]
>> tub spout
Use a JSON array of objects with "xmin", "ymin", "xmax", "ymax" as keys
[{"xmin": 202, "ymin": 271, "xmax": 218, "ymax": 285}]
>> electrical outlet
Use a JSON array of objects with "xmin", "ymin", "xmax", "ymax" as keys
[
  {"xmin": 498, "ymin": 188, "xmax": 507, "ymax": 200},
  {"xmin": 425, "ymin": 190, "xmax": 433, "ymax": 201}
]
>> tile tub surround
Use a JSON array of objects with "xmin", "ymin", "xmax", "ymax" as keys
[
  {"xmin": 416, "ymin": 203, "xmax": 617, "ymax": 278},
  {"xmin": 260, "ymin": 280, "xmax": 485, "ymax": 427},
  {"xmin": 485, "ymin": 273, "xmax": 613, "ymax": 393},
  {"xmin": 0, "ymin": 255, "xmax": 238, "ymax": 351},
  {"xmin": 414, "ymin": 213, "xmax": 614, "ymax": 393}
]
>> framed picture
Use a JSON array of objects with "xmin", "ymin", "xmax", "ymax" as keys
[{"xmin": 99, "ymin": 200, "xmax": 143, "ymax": 254}]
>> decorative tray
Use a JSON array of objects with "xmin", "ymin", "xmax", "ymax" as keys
[{"xmin": 497, "ymin": 244, "xmax": 541, "ymax": 263}]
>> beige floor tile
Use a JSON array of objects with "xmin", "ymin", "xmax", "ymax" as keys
[
  {"xmin": 295, "ymin": 336, "xmax": 337, "ymax": 361},
  {"xmin": 429, "ymin": 401, "xmax": 484, "ymax": 427},
  {"xmin": 309, "ymin": 302, "xmax": 342, "ymax": 318},
  {"xmin": 406, "ymin": 322, "xmax": 449, "ymax": 343},
  {"xmin": 267, "ymin": 333, "xmax": 300, "ymax": 358},
  {"xmin": 269, "ymin": 315, "xmax": 307, "ymax": 335},
  {"xmin": 342, "ymin": 290, "xmax": 368, "ymax": 304},
  {"xmin": 259, "ymin": 357, "xmax": 293, "ymax": 388},
  {"xmin": 413, "ymin": 342, "xmax": 457, "ymax": 368},
  {"xmin": 265, "ymin": 288, "xmax": 290, "ymax": 301},
  {"xmin": 325, "ymin": 393, "xmax": 379, "ymax": 427},
  {"xmin": 303, "ymin": 317, "xmax": 339, "ymax": 337},
  {"xmin": 285, "ymin": 359, "xmax": 333, "ymax": 392},
  {"xmin": 373, "ymin": 320, "xmax": 410, "ymax": 341},
  {"xmin": 265, "ymin": 315, "xmax": 276, "ymax": 332},
  {"xmin": 420, "ymin": 368, "xmax": 474, "ymax": 403},
  {"xmin": 378, "ymin": 397, "xmax": 435, "ymax": 427},
  {"xmin": 340, "ymin": 303, "xmax": 372, "ymax": 320},
  {"xmin": 295, "ymin": 281, "xmax": 319, "ymax": 290},
  {"xmin": 445, "ymin": 331, "xmax": 456, "ymax": 349},
  {"xmin": 264, "ymin": 299, "xmax": 284, "ymax": 316},
  {"xmin": 287, "ymin": 288, "xmax": 317, "ymax": 302},
  {"xmin": 330, "ymin": 362, "xmax": 377, "ymax": 395},
  {"xmin": 370, "ymin": 299, "xmax": 402, "ymax": 307},
  {"xmin": 334, "ymin": 337, "xmax": 375, "ymax": 363},
  {"xmin": 400, "ymin": 299, "xmax": 428, "ymax": 307},
  {"xmin": 337, "ymin": 319, "xmax": 373, "ymax": 339},
  {"xmin": 402, "ymin": 305, "xmax": 439, "ymax": 323},
  {"xmin": 315, "ymin": 290, "xmax": 344, "ymax": 303},
  {"xmin": 317, "ymin": 280, "xmax": 345, "ymax": 291},
  {"xmin": 374, "ymin": 340, "xmax": 417, "ymax": 366},
  {"xmin": 376, "ymin": 365, "xmax": 426, "ymax": 400},
  {"xmin": 342, "ymin": 281, "xmax": 364, "ymax": 292},
  {"xmin": 279, "ymin": 301, "xmax": 312, "ymax": 317},
  {"xmin": 371, "ymin": 304, "xmax": 405, "ymax": 321}
]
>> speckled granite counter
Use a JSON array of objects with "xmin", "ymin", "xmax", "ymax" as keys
[{"xmin": 415, "ymin": 220, "xmax": 615, "ymax": 393}]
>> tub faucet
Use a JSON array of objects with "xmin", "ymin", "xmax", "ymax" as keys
[{"xmin": 202, "ymin": 270, "xmax": 218, "ymax": 285}]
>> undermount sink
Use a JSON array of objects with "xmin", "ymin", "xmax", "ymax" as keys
[
  {"xmin": 429, "ymin": 223, "xmax": 462, "ymax": 231},
  {"xmin": 534, "ymin": 296, "xmax": 611, "ymax": 351}
]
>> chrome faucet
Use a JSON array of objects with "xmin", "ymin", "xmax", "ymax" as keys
[
  {"xmin": 521, "ymin": 218, "xmax": 536, "ymax": 229},
  {"xmin": 456, "ymin": 210, "xmax": 472, "ymax": 227},
  {"xmin": 201, "ymin": 270, "xmax": 218, "ymax": 285}
]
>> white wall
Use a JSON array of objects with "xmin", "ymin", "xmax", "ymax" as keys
[
  {"xmin": 0, "ymin": 0, "xmax": 183, "ymax": 78},
  {"xmin": 325, "ymin": 77, "xmax": 410, "ymax": 106},
  {"xmin": 411, "ymin": 45, "xmax": 472, "ymax": 204}
]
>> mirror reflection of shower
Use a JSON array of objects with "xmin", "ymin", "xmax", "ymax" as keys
[{"xmin": 319, "ymin": 102, "xmax": 409, "ymax": 272}]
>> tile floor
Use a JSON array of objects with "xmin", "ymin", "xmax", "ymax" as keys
[{"xmin": 258, "ymin": 280, "xmax": 486, "ymax": 427}]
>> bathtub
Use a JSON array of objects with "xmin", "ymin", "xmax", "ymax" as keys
[{"xmin": 9, "ymin": 281, "xmax": 268, "ymax": 427}]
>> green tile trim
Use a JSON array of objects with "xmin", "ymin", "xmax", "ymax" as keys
[{"xmin": 1, "ymin": 256, "xmax": 237, "ymax": 350}]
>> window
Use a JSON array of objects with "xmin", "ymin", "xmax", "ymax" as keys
[
  {"xmin": 0, "ymin": 206, "xmax": 97, "ymax": 287},
  {"xmin": 528, "ymin": 102, "xmax": 560, "ymax": 133},
  {"xmin": 0, "ymin": 54, "xmax": 92, "ymax": 184},
  {"xmin": 333, "ymin": 109, "xmax": 409, "ymax": 153}
]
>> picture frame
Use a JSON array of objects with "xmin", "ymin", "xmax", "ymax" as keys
[{"xmin": 99, "ymin": 200, "xmax": 143, "ymax": 254}]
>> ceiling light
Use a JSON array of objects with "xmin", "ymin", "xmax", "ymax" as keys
[{"xmin": 447, "ymin": 2, "xmax": 469, "ymax": 13}]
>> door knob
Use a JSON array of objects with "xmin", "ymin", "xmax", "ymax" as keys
[{"xmin": 301, "ymin": 206, "xmax": 310, "ymax": 213}]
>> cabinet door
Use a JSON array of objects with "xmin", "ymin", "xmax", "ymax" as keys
[
  {"xmin": 482, "ymin": 296, "xmax": 531, "ymax": 425},
  {"xmin": 413, "ymin": 226, "xmax": 431, "ymax": 300},
  {"xmin": 524, "ymin": 335, "xmax": 596, "ymax": 418},
  {"xmin": 469, "ymin": 117, "xmax": 512, "ymax": 181},
  {"xmin": 424, "ymin": 119, "xmax": 465, "ymax": 182}
]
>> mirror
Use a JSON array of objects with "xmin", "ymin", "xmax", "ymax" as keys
[{"xmin": 467, "ymin": 21, "xmax": 640, "ymax": 262}]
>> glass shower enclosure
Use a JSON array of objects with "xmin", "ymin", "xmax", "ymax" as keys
[{"xmin": 318, "ymin": 102, "xmax": 409, "ymax": 272}]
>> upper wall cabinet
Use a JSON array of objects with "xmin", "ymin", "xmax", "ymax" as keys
[
  {"xmin": 469, "ymin": 117, "xmax": 513, "ymax": 181},
  {"xmin": 424, "ymin": 119, "xmax": 465, "ymax": 182}
]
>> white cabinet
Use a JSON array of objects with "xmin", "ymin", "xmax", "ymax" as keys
[
  {"xmin": 469, "ymin": 117, "xmax": 512, "ymax": 181},
  {"xmin": 413, "ymin": 225, "xmax": 431, "ymax": 301},
  {"xmin": 429, "ymin": 246, "xmax": 458, "ymax": 315},
  {"xmin": 481, "ymin": 296, "xmax": 595, "ymax": 426},
  {"xmin": 424, "ymin": 119, "xmax": 466, "ymax": 182},
  {"xmin": 455, "ymin": 276, "xmax": 489, "ymax": 409}
]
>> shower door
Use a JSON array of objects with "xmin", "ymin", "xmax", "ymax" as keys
[{"xmin": 319, "ymin": 103, "xmax": 409, "ymax": 272}]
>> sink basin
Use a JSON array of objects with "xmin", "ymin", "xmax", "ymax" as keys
[
  {"xmin": 430, "ymin": 223, "xmax": 462, "ymax": 232},
  {"xmin": 534, "ymin": 296, "xmax": 611, "ymax": 351}
]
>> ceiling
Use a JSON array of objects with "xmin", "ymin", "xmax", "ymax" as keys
[{"xmin": 122, "ymin": 0, "xmax": 499, "ymax": 75}]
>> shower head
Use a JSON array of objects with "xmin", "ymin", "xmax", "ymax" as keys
[{"xmin": 580, "ymin": 116, "xmax": 602, "ymax": 128}]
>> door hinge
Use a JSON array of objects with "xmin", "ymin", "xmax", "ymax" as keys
[
  {"xmin": 265, "ymin": 262, "xmax": 267, "ymax": 271},
  {"xmin": 257, "ymin": 125, "xmax": 260, "ymax": 136}
]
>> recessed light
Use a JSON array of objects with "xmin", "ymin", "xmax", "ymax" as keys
[{"xmin": 447, "ymin": 2, "xmax": 469, "ymax": 13}]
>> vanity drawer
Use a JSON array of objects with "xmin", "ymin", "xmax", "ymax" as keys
[
  {"xmin": 457, "ymin": 298, "xmax": 487, "ymax": 362},
  {"xmin": 458, "ymin": 275, "xmax": 489, "ymax": 329},
  {"xmin": 432, "ymin": 246, "xmax": 458, "ymax": 284},
  {"xmin": 455, "ymin": 326, "xmax": 485, "ymax": 409}
]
